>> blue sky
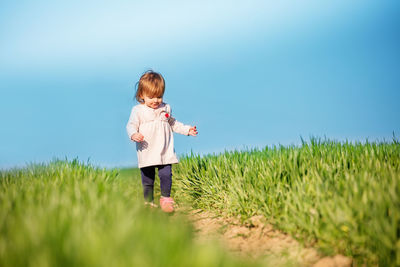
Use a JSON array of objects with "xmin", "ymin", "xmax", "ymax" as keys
[{"xmin": 1, "ymin": 1, "xmax": 399, "ymax": 169}]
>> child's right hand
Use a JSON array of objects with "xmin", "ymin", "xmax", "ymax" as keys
[{"xmin": 131, "ymin": 133, "xmax": 144, "ymax": 142}]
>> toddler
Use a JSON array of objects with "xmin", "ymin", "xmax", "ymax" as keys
[{"xmin": 126, "ymin": 70, "xmax": 197, "ymax": 213}]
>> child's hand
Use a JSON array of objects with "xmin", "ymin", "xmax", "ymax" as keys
[
  {"xmin": 131, "ymin": 133, "xmax": 144, "ymax": 142},
  {"xmin": 188, "ymin": 126, "xmax": 198, "ymax": 136}
]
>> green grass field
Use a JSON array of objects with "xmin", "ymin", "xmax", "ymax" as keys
[
  {"xmin": 0, "ymin": 160, "xmax": 259, "ymax": 267},
  {"xmin": 173, "ymin": 138, "xmax": 400, "ymax": 266},
  {"xmin": 1, "ymin": 138, "xmax": 399, "ymax": 266}
]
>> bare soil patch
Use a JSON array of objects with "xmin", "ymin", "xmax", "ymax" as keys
[{"xmin": 185, "ymin": 209, "xmax": 352, "ymax": 267}]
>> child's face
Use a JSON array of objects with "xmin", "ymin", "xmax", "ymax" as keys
[{"xmin": 142, "ymin": 95, "xmax": 163, "ymax": 109}]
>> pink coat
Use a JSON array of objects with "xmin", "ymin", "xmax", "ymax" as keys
[{"xmin": 126, "ymin": 103, "xmax": 191, "ymax": 168}]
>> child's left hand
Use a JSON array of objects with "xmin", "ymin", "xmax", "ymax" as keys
[{"xmin": 188, "ymin": 126, "xmax": 198, "ymax": 136}]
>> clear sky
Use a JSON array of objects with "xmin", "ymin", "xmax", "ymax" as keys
[{"xmin": 1, "ymin": 1, "xmax": 399, "ymax": 169}]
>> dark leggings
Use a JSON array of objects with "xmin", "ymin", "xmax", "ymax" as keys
[{"xmin": 140, "ymin": 164, "xmax": 172, "ymax": 202}]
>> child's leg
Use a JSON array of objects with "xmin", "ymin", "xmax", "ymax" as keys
[
  {"xmin": 140, "ymin": 166, "xmax": 156, "ymax": 202},
  {"xmin": 158, "ymin": 164, "xmax": 172, "ymax": 197}
]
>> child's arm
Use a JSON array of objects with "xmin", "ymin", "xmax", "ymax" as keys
[
  {"xmin": 169, "ymin": 118, "xmax": 190, "ymax": 135},
  {"xmin": 167, "ymin": 105, "xmax": 197, "ymax": 136},
  {"xmin": 126, "ymin": 106, "xmax": 144, "ymax": 142}
]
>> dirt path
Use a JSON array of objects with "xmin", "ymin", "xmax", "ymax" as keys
[{"xmin": 183, "ymin": 209, "xmax": 352, "ymax": 267}]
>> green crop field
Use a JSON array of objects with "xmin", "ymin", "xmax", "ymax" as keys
[
  {"xmin": 0, "ymin": 160, "xmax": 259, "ymax": 267},
  {"xmin": 173, "ymin": 138, "xmax": 400, "ymax": 266},
  {"xmin": 1, "ymin": 138, "xmax": 399, "ymax": 266}
]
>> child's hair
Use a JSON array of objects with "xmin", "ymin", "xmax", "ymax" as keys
[{"xmin": 135, "ymin": 70, "xmax": 165, "ymax": 103}]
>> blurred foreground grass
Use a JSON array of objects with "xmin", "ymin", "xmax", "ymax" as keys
[{"xmin": 0, "ymin": 160, "xmax": 258, "ymax": 267}]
